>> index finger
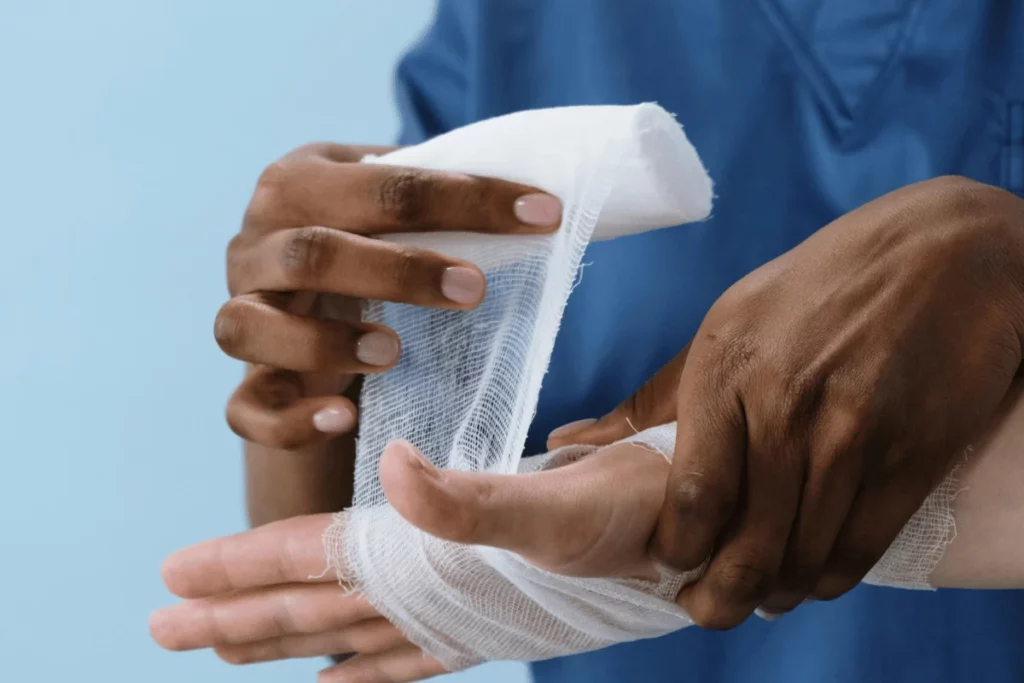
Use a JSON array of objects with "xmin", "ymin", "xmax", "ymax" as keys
[
  {"xmin": 161, "ymin": 514, "xmax": 338, "ymax": 599},
  {"xmin": 249, "ymin": 155, "xmax": 562, "ymax": 236}
]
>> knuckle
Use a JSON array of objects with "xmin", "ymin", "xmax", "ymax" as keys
[
  {"xmin": 384, "ymin": 246, "xmax": 423, "ymax": 293},
  {"xmin": 761, "ymin": 365, "xmax": 824, "ymax": 434},
  {"xmin": 280, "ymin": 227, "xmax": 334, "ymax": 281},
  {"xmin": 694, "ymin": 326, "xmax": 754, "ymax": 387},
  {"xmin": 377, "ymin": 170, "xmax": 432, "ymax": 225},
  {"xmin": 668, "ymin": 475, "xmax": 735, "ymax": 531},
  {"xmin": 777, "ymin": 366, "xmax": 820, "ymax": 411},
  {"xmin": 255, "ymin": 371, "xmax": 304, "ymax": 411},
  {"xmin": 310, "ymin": 321, "xmax": 357, "ymax": 371},
  {"xmin": 247, "ymin": 160, "xmax": 298, "ymax": 226},
  {"xmin": 456, "ymin": 176, "xmax": 493, "ymax": 225},
  {"xmin": 933, "ymin": 175, "xmax": 987, "ymax": 218},
  {"xmin": 257, "ymin": 159, "xmax": 290, "ymax": 189}
]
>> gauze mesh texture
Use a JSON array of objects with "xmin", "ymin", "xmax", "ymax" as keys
[
  {"xmin": 323, "ymin": 104, "xmax": 956, "ymax": 670},
  {"xmin": 598, "ymin": 425, "xmax": 958, "ymax": 592},
  {"xmin": 324, "ymin": 425, "xmax": 701, "ymax": 670},
  {"xmin": 324, "ymin": 104, "xmax": 713, "ymax": 669},
  {"xmin": 353, "ymin": 103, "xmax": 712, "ymax": 493}
]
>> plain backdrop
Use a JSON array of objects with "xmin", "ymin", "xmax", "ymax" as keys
[{"xmin": 0, "ymin": 2, "xmax": 528, "ymax": 681}]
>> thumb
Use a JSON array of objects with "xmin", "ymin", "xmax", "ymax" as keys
[
  {"xmin": 546, "ymin": 343, "xmax": 691, "ymax": 450},
  {"xmin": 378, "ymin": 439, "xmax": 668, "ymax": 578},
  {"xmin": 379, "ymin": 440, "xmax": 575, "ymax": 557}
]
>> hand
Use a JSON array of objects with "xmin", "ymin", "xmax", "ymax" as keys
[
  {"xmin": 549, "ymin": 176, "xmax": 1024, "ymax": 627},
  {"xmin": 151, "ymin": 439, "xmax": 672, "ymax": 680},
  {"xmin": 219, "ymin": 142, "xmax": 562, "ymax": 450}
]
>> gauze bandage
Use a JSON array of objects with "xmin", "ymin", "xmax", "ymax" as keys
[
  {"xmin": 601, "ymin": 424, "xmax": 958, "ymax": 592},
  {"xmin": 323, "ymin": 104, "xmax": 955, "ymax": 669}
]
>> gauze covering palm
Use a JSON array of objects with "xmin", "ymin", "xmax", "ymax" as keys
[
  {"xmin": 322, "ymin": 104, "xmax": 957, "ymax": 669},
  {"xmin": 323, "ymin": 104, "xmax": 712, "ymax": 669}
]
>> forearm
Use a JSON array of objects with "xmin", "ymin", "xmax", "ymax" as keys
[
  {"xmin": 929, "ymin": 382, "xmax": 1024, "ymax": 589},
  {"xmin": 245, "ymin": 438, "xmax": 355, "ymax": 527}
]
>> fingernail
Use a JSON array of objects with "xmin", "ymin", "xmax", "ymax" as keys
[
  {"xmin": 356, "ymin": 331, "xmax": 399, "ymax": 366},
  {"xmin": 313, "ymin": 406, "xmax": 355, "ymax": 433},
  {"xmin": 514, "ymin": 193, "xmax": 562, "ymax": 226},
  {"xmin": 388, "ymin": 439, "xmax": 440, "ymax": 480},
  {"xmin": 548, "ymin": 418, "xmax": 597, "ymax": 441},
  {"xmin": 755, "ymin": 607, "xmax": 782, "ymax": 622},
  {"xmin": 441, "ymin": 266, "xmax": 485, "ymax": 305}
]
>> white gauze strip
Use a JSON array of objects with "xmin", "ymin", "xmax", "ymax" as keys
[
  {"xmin": 603, "ymin": 423, "xmax": 958, "ymax": 591},
  {"xmin": 323, "ymin": 104, "xmax": 712, "ymax": 669},
  {"xmin": 321, "ymin": 104, "xmax": 955, "ymax": 669}
]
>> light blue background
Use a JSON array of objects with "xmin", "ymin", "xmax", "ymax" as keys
[{"xmin": 0, "ymin": 2, "xmax": 527, "ymax": 681}]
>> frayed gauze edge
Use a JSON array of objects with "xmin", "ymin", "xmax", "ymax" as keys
[
  {"xmin": 323, "ymin": 422, "xmax": 957, "ymax": 670},
  {"xmin": 320, "ymin": 103, "xmax": 955, "ymax": 669}
]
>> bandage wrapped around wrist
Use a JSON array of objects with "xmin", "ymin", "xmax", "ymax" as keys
[{"xmin": 323, "ymin": 104, "xmax": 956, "ymax": 670}]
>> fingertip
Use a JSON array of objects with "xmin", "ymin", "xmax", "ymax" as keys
[
  {"xmin": 380, "ymin": 440, "xmax": 446, "ymax": 529},
  {"xmin": 513, "ymin": 193, "xmax": 563, "ymax": 227},
  {"xmin": 148, "ymin": 608, "xmax": 174, "ymax": 649},
  {"xmin": 440, "ymin": 265, "xmax": 487, "ymax": 307},
  {"xmin": 380, "ymin": 439, "xmax": 439, "ymax": 482},
  {"xmin": 355, "ymin": 329, "xmax": 401, "ymax": 368},
  {"xmin": 214, "ymin": 645, "xmax": 249, "ymax": 665},
  {"xmin": 381, "ymin": 441, "xmax": 501, "ymax": 546},
  {"xmin": 313, "ymin": 403, "xmax": 356, "ymax": 434},
  {"xmin": 546, "ymin": 418, "xmax": 598, "ymax": 449},
  {"xmin": 675, "ymin": 582, "xmax": 746, "ymax": 631},
  {"xmin": 159, "ymin": 551, "xmax": 189, "ymax": 597},
  {"xmin": 754, "ymin": 606, "xmax": 783, "ymax": 622}
]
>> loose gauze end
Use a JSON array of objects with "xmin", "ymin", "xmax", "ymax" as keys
[{"xmin": 321, "ymin": 104, "xmax": 956, "ymax": 669}]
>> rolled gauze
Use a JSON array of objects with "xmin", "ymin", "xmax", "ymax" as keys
[
  {"xmin": 322, "ymin": 104, "xmax": 714, "ymax": 669},
  {"xmin": 353, "ymin": 103, "xmax": 712, "ymax": 500}
]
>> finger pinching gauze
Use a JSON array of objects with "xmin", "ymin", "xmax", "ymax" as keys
[{"xmin": 324, "ymin": 104, "xmax": 713, "ymax": 668}]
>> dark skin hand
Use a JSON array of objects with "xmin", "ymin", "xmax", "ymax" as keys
[
  {"xmin": 550, "ymin": 175, "xmax": 1024, "ymax": 628},
  {"xmin": 219, "ymin": 143, "xmax": 562, "ymax": 526}
]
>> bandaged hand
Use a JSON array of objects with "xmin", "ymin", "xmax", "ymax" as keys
[
  {"xmin": 151, "ymin": 437, "xmax": 676, "ymax": 681},
  {"xmin": 153, "ymin": 395, "xmax": 1024, "ymax": 679}
]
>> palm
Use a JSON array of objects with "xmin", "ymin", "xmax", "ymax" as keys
[{"xmin": 151, "ymin": 440, "xmax": 671, "ymax": 680}]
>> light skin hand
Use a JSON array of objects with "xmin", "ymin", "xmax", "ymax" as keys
[
  {"xmin": 152, "ymin": 439, "xmax": 672, "ymax": 681},
  {"xmin": 156, "ymin": 390, "xmax": 1024, "ymax": 679}
]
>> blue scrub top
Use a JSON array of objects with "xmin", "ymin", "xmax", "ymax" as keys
[{"xmin": 393, "ymin": 2, "xmax": 1024, "ymax": 681}]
